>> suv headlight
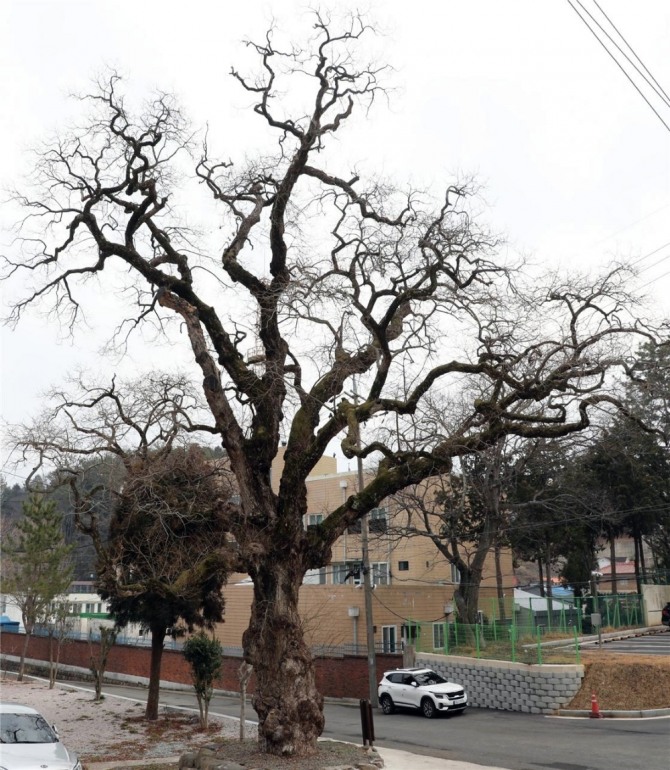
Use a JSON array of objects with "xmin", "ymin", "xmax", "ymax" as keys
[{"xmin": 431, "ymin": 692, "xmax": 445, "ymax": 698}]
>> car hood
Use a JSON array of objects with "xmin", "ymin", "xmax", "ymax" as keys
[
  {"xmin": 0, "ymin": 741, "xmax": 77, "ymax": 770},
  {"xmin": 421, "ymin": 682, "xmax": 465, "ymax": 695}
]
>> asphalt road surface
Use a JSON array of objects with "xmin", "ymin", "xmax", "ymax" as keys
[
  {"xmin": 83, "ymin": 682, "xmax": 668, "ymax": 770},
  {"xmin": 580, "ymin": 628, "xmax": 670, "ymax": 656}
]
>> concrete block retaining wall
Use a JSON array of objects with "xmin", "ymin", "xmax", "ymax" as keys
[{"xmin": 416, "ymin": 652, "xmax": 584, "ymax": 714}]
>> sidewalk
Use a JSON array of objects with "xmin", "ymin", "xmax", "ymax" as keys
[{"xmin": 378, "ymin": 746, "xmax": 510, "ymax": 770}]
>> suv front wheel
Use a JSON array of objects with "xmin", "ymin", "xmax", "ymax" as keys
[
  {"xmin": 380, "ymin": 694, "xmax": 395, "ymax": 715},
  {"xmin": 421, "ymin": 697, "xmax": 437, "ymax": 719}
]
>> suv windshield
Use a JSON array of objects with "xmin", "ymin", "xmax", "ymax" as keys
[
  {"xmin": 0, "ymin": 713, "xmax": 58, "ymax": 744},
  {"xmin": 414, "ymin": 671, "xmax": 447, "ymax": 686}
]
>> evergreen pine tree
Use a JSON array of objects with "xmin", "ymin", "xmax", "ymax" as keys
[{"xmin": 2, "ymin": 493, "xmax": 74, "ymax": 679}]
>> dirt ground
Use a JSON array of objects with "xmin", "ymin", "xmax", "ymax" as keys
[{"xmin": 566, "ymin": 649, "xmax": 670, "ymax": 710}]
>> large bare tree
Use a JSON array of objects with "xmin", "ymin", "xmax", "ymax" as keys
[{"xmin": 3, "ymin": 13, "xmax": 661, "ymax": 756}]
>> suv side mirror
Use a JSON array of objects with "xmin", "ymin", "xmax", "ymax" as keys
[{"xmin": 411, "ymin": 681, "xmax": 418, "ymax": 687}]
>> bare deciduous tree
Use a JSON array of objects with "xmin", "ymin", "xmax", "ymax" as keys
[
  {"xmin": 88, "ymin": 624, "xmax": 118, "ymax": 702},
  {"xmin": 3, "ymin": 12, "xmax": 662, "ymax": 756},
  {"xmin": 44, "ymin": 600, "xmax": 76, "ymax": 689},
  {"xmin": 9, "ymin": 374, "xmax": 236, "ymax": 721}
]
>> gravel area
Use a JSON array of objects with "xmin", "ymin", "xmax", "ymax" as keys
[
  {"xmin": 0, "ymin": 675, "xmax": 254, "ymax": 764},
  {"xmin": 0, "ymin": 676, "xmax": 377, "ymax": 770}
]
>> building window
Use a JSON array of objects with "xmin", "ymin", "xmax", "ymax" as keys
[
  {"xmin": 348, "ymin": 506, "xmax": 388, "ymax": 534},
  {"xmin": 401, "ymin": 623, "xmax": 420, "ymax": 643},
  {"xmin": 333, "ymin": 562, "xmax": 361, "ymax": 584},
  {"xmin": 398, "ymin": 561, "xmax": 409, "ymax": 571},
  {"xmin": 433, "ymin": 622, "xmax": 446, "ymax": 650},
  {"xmin": 333, "ymin": 561, "xmax": 388, "ymax": 585},
  {"xmin": 382, "ymin": 625, "xmax": 397, "ymax": 653},
  {"xmin": 306, "ymin": 513, "xmax": 324, "ymax": 530},
  {"xmin": 303, "ymin": 568, "xmax": 327, "ymax": 585},
  {"xmin": 372, "ymin": 562, "xmax": 389, "ymax": 586},
  {"xmin": 451, "ymin": 563, "xmax": 461, "ymax": 584},
  {"xmin": 369, "ymin": 507, "xmax": 388, "ymax": 533}
]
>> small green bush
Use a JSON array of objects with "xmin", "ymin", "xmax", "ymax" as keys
[{"xmin": 183, "ymin": 633, "xmax": 223, "ymax": 728}]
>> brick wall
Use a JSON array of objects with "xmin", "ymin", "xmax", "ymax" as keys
[
  {"xmin": 0, "ymin": 632, "xmax": 401, "ymax": 700},
  {"xmin": 416, "ymin": 652, "xmax": 584, "ymax": 714},
  {"xmin": 1, "ymin": 632, "xmax": 584, "ymax": 713}
]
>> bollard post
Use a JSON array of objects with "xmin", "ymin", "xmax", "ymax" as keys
[
  {"xmin": 366, "ymin": 699, "xmax": 375, "ymax": 746},
  {"xmin": 359, "ymin": 699, "xmax": 371, "ymax": 746}
]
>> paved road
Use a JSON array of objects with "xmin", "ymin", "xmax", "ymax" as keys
[
  {"xmin": 581, "ymin": 628, "xmax": 670, "ymax": 656},
  {"xmin": 84, "ymin": 682, "xmax": 669, "ymax": 770}
]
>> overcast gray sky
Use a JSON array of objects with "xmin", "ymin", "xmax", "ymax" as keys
[{"xmin": 1, "ymin": 0, "xmax": 669, "ymax": 480}]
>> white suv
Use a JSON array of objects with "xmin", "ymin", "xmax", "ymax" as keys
[{"xmin": 378, "ymin": 667, "xmax": 468, "ymax": 719}]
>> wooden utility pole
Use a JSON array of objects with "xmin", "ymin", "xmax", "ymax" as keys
[{"xmin": 353, "ymin": 376, "xmax": 378, "ymax": 708}]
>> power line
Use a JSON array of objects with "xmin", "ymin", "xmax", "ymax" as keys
[
  {"xmin": 592, "ymin": 0, "xmax": 670, "ymax": 107},
  {"xmin": 571, "ymin": 0, "xmax": 670, "ymax": 109},
  {"xmin": 593, "ymin": 203, "xmax": 670, "ymax": 245},
  {"xmin": 634, "ymin": 252, "xmax": 670, "ymax": 278},
  {"xmin": 640, "ymin": 266, "xmax": 670, "ymax": 289},
  {"xmin": 566, "ymin": 0, "xmax": 670, "ymax": 133},
  {"xmin": 629, "ymin": 240, "xmax": 670, "ymax": 269}
]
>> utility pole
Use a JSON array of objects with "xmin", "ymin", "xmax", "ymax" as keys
[{"xmin": 353, "ymin": 376, "xmax": 378, "ymax": 708}]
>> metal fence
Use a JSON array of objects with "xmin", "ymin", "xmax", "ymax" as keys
[
  {"xmin": 487, "ymin": 593, "xmax": 645, "ymax": 634},
  {"xmin": 398, "ymin": 593, "xmax": 645, "ymax": 665}
]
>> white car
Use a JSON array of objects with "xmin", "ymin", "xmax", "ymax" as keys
[
  {"xmin": 378, "ymin": 667, "xmax": 468, "ymax": 719},
  {"xmin": 0, "ymin": 703, "xmax": 82, "ymax": 770}
]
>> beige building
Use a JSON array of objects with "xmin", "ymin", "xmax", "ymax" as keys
[{"xmin": 215, "ymin": 448, "xmax": 513, "ymax": 652}]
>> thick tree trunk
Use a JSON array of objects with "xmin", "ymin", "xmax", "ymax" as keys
[
  {"xmin": 145, "ymin": 624, "xmax": 166, "ymax": 720},
  {"xmin": 450, "ymin": 514, "xmax": 493, "ymax": 644},
  {"xmin": 453, "ymin": 569, "xmax": 482, "ymax": 626},
  {"xmin": 244, "ymin": 561, "xmax": 324, "ymax": 757}
]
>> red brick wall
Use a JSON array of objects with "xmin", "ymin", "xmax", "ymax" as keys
[{"xmin": 0, "ymin": 632, "xmax": 402, "ymax": 700}]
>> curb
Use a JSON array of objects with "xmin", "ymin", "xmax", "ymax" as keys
[
  {"xmin": 86, "ymin": 759, "xmax": 181, "ymax": 770},
  {"xmin": 534, "ymin": 625, "xmax": 669, "ymax": 650},
  {"xmin": 555, "ymin": 708, "xmax": 670, "ymax": 718}
]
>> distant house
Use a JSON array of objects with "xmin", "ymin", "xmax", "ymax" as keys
[
  {"xmin": 0, "ymin": 582, "xmax": 144, "ymax": 641},
  {"xmin": 513, "ymin": 588, "xmax": 577, "ymax": 627},
  {"xmin": 595, "ymin": 558, "xmax": 639, "ymax": 593}
]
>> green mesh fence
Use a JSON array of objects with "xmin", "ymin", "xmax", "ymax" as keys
[{"xmin": 403, "ymin": 593, "xmax": 645, "ymax": 665}]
